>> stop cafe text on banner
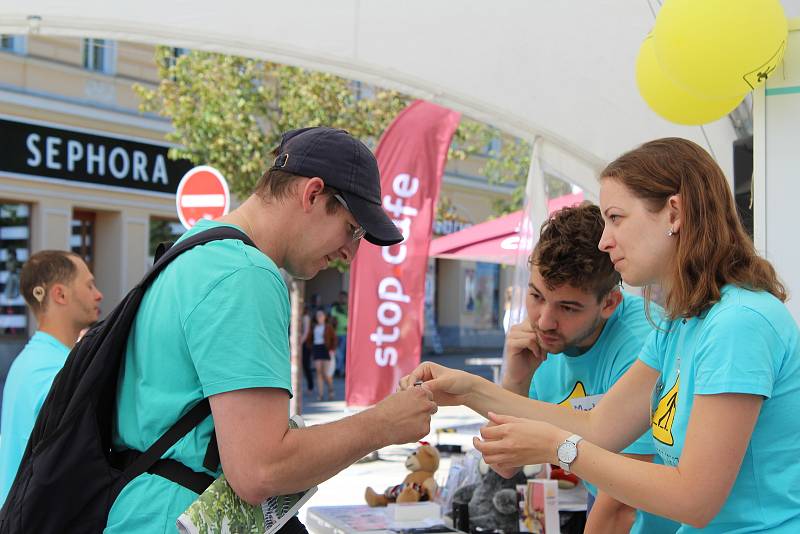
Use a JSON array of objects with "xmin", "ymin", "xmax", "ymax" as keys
[{"xmin": 345, "ymin": 100, "xmax": 461, "ymax": 407}]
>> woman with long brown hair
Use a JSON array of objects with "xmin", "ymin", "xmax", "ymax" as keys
[{"xmin": 402, "ymin": 138, "xmax": 800, "ymax": 532}]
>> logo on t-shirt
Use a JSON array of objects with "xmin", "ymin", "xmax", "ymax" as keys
[
  {"xmin": 558, "ymin": 381, "xmax": 587, "ymax": 407},
  {"xmin": 652, "ymin": 376, "xmax": 679, "ymax": 446}
]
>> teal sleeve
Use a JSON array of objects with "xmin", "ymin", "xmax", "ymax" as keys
[
  {"xmin": 183, "ymin": 266, "xmax": 292, "ymax": 398},
  {"xmin": 694, "ymin": 307, "xmax": 782, "ymax": 398},
  {"xmin": 637, "ymin": 328, "xmax": 661, "ymax": 371}
]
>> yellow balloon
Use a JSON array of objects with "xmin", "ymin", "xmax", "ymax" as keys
[
  {"xmin": 637, "ymin": 35, "xmax": 745, "ymax": 125},
  {"xmin": 655, "ymin": 0, "xmax": 787, "ymax": 98}
]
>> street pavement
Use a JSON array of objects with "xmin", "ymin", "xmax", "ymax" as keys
[{"xmin": 296, "ymin": 349, "xmax": 502, "ymax": 524}]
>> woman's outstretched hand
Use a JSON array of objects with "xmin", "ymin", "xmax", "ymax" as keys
[
  {"xmin": 473, "ymin": 412, "xmax": 567, "ymax": 472},
  {"xmin": 399, "ymin": 361, "xmax": 478, "ymax": 407}
]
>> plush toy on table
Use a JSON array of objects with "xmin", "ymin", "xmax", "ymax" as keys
[
  {"xmin": 365, "ymin": 443, "xmax": 440, "ymax": 506},
  {"xmin": 451, "ymin": 459, "xmax": 530, "ymax": 533}
]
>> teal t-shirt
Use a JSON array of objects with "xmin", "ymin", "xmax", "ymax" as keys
[
  {"xmin": 0, "ymin": 331, "xmax": 69, "ymax": 505},
  {"xmin": 639, "ymin": 285, "xmax": 800, "ymax": 533},
  {"xmin": 105, "ymin": 220, "xmax": 293, "ymax": 533},
  {"xmin": 529, "ymin": 292, "xmax": 678, "ymax": 534}
]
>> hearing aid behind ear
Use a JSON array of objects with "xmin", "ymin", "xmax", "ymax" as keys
[{"xmin": 32, "ymin": 286, "xmax": 45, "ymax": 303}]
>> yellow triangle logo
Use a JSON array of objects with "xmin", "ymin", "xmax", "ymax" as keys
[
  {"xmin": 652, "ymin": 377, "xmax": 679, "ymax": 446},
  {"xmin": 559, "ymin": 381, "xmax": 587, "ymax": 407}
]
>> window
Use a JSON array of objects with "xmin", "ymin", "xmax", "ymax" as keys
[
  {"xmin": 351, "ymin": 80, "xmax": 376, "ymax": 101},
  {"xmin": 0, "ymin": 35, "xmax": 26, "ymax": 54},
  {"xmin": 0, "ymin": 202, "xmax": 31, "ymax": 337},
  {"xmin": 71, "ymin": 210, "xmax": 96, "ymax": 272},
  {"xmin": 148, "ymin": 218, "xmax": 186, "ymax": 265},
  {"xmin": 82, "ymin": 38, "xmax": 116, "ymax": 74},
  {"xmin": 165, "ymin": 47, "xmax": 188, "ymax": 69},
  {"xmin": 485, "ymin": 137, "xmax": 502, "ymax": 156},
  {"xmin": 164, "ymin": 47, "xmax": 189, "ymax": 81}
]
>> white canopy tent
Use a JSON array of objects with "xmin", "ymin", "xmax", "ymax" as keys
[
  {"xmin": 2, "ymin": 0, "xmax": 799, "ymax": 319},
  {"xmin": 6, "ymin": 0, "xmax": 797, "ymax": 189}
]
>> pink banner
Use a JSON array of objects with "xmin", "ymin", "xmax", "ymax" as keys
[{"xmin": 345, "ymin": 100, "xmax": 461, "ymax": 406}]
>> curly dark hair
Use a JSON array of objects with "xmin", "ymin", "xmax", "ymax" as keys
[{"xmin": 530, "ymin": 202, "xmax": 620, "ymax": 301}]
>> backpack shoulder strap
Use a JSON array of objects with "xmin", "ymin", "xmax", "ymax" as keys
[
  {"xmin": 116, "ymin": 399, "xmax": 212, "ymax": 489},
  {"xmin": 142, "ymin": 226, "xmax": 255, "ymax": 289},
  {"xmin": 153, "ymin": 241, "xmax": 175, "ymax": 263}
]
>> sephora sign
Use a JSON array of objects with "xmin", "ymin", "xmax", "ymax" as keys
[{"xmin": 0, "ymin": 116, "xmax": 193, "ymax": 195}]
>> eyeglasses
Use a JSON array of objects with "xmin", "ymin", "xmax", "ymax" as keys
[{"xmin": 332, "ymin": 193, "xmax": 367, "ymax": 242}]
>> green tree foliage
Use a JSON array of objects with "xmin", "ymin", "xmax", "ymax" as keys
[
  {"xmin": 135, "ymin": 47, "xmax": 492, "ymax": 201},
  {"xmin": 480, "ymin": 136, "xmax": 573, "ymax": 215},
  {"xmin": 136, "ymin": 48, "xmax": 551, "ymax": 219}
]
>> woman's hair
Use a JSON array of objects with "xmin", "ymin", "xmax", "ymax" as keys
[{"xmin": 601, "ymin": 137, "xmax": 785, "ymax": 319}]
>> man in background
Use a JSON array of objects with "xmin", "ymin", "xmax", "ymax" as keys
[{"xmin": 0, "ymin": 250, "xmax": 103, "ymax": 504}]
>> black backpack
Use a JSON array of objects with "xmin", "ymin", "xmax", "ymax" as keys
[{"xmin": 0, "ymin": 226, "xmax": 254, "ymax": 533}]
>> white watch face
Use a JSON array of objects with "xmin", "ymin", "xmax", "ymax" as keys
[{"xmin": 558, "ymin": 441, "xmax": 578, "ymax": 464}]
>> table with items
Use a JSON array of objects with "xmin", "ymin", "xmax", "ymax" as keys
[{"xmin": 306, "ymin": 436, "xmax": 587, "ymax": 534}]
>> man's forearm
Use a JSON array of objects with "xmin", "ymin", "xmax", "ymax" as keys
[{"xmin": 259, "ymin": 408, "xmax": 390, "ymax": 496}]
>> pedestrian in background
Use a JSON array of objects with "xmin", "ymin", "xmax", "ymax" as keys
[
  {"xmin": 306, "ymin": 308, "xmax": 337, "ymax": 401},
  {"xmin": 330, "ymin": 290, "xmax": 349, "ymax": 377},
  {"xmin": 0, "ymin": 250, "xmax": 103, "ymax": 504},
  {"xmin": 300, "ymin": 304, "xmax": 315, "ymax": 394}
]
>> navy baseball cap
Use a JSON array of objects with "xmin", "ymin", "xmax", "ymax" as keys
[{"xmin": 270, "ymin": 127, "xmax": 403, "ymax": 246}]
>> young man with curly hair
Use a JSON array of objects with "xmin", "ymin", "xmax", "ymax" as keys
[{"xmin": 502, "ymin": 203, "xmax": 677, "ymax": 534}]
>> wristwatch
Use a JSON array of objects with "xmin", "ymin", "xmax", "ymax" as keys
[{"xmin": 557, "ymin": 434, "xmax": 583, "ymax": 472}]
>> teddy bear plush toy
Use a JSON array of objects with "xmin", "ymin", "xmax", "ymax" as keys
[
  {"xmin": 365, "ymin": 443, "xmax": 439, "ymax": 506},
  {"xmin": 451, "ymin": 459, "xmax": 528, "ymax": 533}
]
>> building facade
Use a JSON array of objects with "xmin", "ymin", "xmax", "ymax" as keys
[
  {"xmin": 0, "ymin": 34, "xmax": 516, "ymax": 395},
  {"xmin": 0, "ymin": 36, "xmax": 189, "ymax": 385}
]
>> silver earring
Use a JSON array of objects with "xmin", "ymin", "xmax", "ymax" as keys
[{"xmin": 666, "ymin": 228, "xmax": 675, "ymax": 237}]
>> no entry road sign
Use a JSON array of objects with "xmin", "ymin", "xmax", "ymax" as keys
[{"xmin": 175, "ymin": 165, "xmax": 230, "ymax": 229}]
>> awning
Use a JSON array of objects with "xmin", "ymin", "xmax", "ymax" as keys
[{"xmin": 429, "ymin": 192, "xmax": 584, "ymax": 265}]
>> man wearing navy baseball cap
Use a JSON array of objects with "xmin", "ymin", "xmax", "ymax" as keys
[
  {"xmin": 269, "ymin": 127, "xmax": 403, "ymax": 247},
  {"xmin": 105, "ymin": 127, "xmax": 434, "ymax": 533}
]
